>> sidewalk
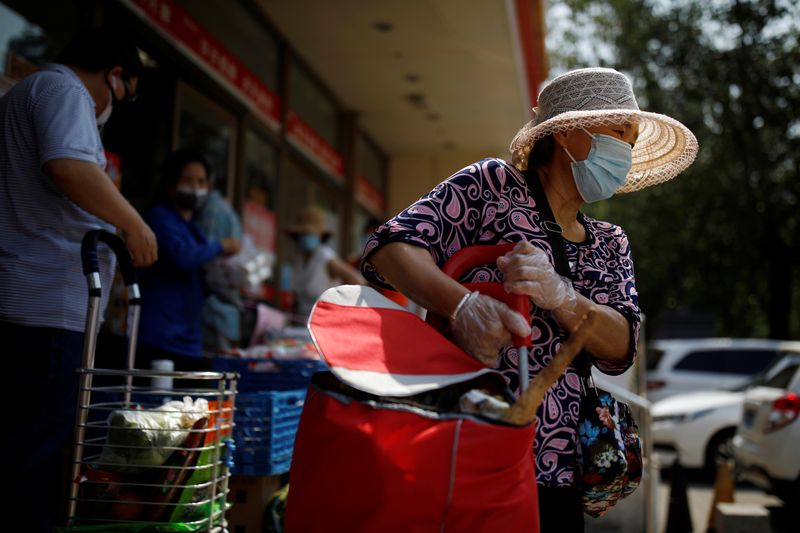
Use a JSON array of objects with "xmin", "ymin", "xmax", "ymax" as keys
[
  {"xmin": 585, "ymin": 467, "xmax": 789, "ymax": 533},
  {"xmin": 656, "ymin": 479, "xmax": 785, "ymax": 533}
]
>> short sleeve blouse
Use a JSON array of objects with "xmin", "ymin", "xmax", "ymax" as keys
[{"xmin": 362, "ymin": 157, "xmax": 641, "ymax": 487}]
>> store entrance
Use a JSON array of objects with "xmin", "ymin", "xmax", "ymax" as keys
[
  {"xmin": 174, "ymin": 81, "xmax": 238, "ymax": 200},
  {"xmin": 100, "ymin": 58, "xmax": 176, "ymax": 212}
]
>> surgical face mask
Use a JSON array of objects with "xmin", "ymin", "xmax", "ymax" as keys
[
  {"xmin": 296, "ymin": 234, "xmax": 321, "ymax": 252},
  {"xmin": 563, "ymin": 129, "xmax": 632, "ymax": 203},
  {"xmin": 96, "ymin": 90, "xmax": 113, "ymax": 127},
  {"xmin": 174, "ymin": 186, "xmax": 208, "ymax": 211}
]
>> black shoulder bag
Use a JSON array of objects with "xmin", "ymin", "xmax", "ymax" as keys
[{"xmin": 522, "ymin": 169, "xmax": 642, "ymax": 518}]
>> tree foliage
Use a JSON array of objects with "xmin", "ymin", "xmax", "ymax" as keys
[{"xmin": 547, "ymin": 0, "xmax": 800, "ymax": 338}]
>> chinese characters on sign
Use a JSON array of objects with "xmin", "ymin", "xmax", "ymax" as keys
[
  {"xmin": 286, "ymin": 111, "xmax": 345, "ymax": 182},
  {"xmin": 131, "ymin": 0, "xmax": 281, "ymax": 130}
]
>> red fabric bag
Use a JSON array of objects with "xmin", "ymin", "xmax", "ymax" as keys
[{"xmin": 285, "ymin": 285, "xmax": 539, "ymax": 532}]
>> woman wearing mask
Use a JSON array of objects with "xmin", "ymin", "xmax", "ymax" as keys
[
  {"xmin": 361, "ymin": 68, "xmax": 697, "ymax": 531},
  {"xmin": 137, "ymin": 149, "xmax": 241, "ymax": 369},
  {"xmin": 288, "ymin": 206, "xmax": 365, "ymax": 323}
]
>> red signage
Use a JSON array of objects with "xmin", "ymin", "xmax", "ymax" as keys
[
  {"xmin": 128, "ymin": 0, "xmax": 281, "ymax": 130},
  {"xmin": 104, "ymin": 150, "xmax": 122, "ymax": 189},
  {"xmin": 355, "ymin": 175, "xmax": 386, "ymax": 216},
  {"xmin": 286, "ymin": 111, "xmax": 345, "ymax": 182},
  {"xmin": 243, "ymin": 200, "xmax": 277, "ymax": 253}
]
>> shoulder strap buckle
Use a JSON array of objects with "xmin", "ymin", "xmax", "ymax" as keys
[{"xmin": 542, "ymin": 220, "xmax": 563, "ymax": 235}]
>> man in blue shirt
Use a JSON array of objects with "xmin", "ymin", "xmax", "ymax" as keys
[{"xmin": 0, "ymin": 28, "xmax": 157, "ymax": 531}]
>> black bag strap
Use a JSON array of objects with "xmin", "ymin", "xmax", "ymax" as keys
[
  {"xmin": 522, "ymin": 169, "xmax": 593, "ymax": 379},
  {"xmin": 521, "ymin": 169, "xmax": 571, "ymax": 279}
]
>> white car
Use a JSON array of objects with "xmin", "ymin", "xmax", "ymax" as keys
[
  {"xmin": 733, "ymin": 352, "xmax": 800, "ymax": 503},
  {"xmin": 645, "ymin": 338, "xmax": 800, "ymax": 403},
  {"xmin": 651, "ymin": 349, "xmax": 800, "ymax": 474},
  {"xmin": 652, "ymin": 389, "xmax": 742, "ymax": 473}
]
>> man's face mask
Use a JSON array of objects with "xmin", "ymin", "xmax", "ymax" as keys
[
  {"xmin": 97, "ymin": 74, "xmax": 137, "ymax": 128},
  {"xmin": 96, "ymin": 90, "xmax": 113, "ymax": 127}
]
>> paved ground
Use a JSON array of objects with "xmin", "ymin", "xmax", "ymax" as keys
[
  {"xmin": 586, "ymin": 463, "xmax": 791, "ymax": 533},
  {"xmin": 657, "ymin": 468, "xmax": 791, "ymax": 533}
]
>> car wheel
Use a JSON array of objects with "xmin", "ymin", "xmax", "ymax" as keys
[{"xmin": 704, "ymin": 427, "xmax": 736, "ymax": 477}]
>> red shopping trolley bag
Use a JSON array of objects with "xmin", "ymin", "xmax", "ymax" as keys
[{"xmin": 285, "ymin": 284, "xmax": 539, "ymax": 533}]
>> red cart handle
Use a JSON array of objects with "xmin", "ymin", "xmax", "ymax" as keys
[{"xmin": 440, "ymin": 243, "xmax": 532, "ymax": 347}]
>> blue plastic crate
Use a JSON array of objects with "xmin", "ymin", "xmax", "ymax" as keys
[
  {"xmin": 211, "ymin": 358, "xmax": 327, "ymax": 392},
  {"xmin": 231, "ymin": 389, "xmax": 307, "ymax": 476}
]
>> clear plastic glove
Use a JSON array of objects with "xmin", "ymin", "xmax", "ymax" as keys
[
  {"xmin": 496, "ymin": 241, "xmax": 577, "ymax": 311},
  {"xmin": 450, "ymin": 292, "xmax": 532, "ymax": 367}
]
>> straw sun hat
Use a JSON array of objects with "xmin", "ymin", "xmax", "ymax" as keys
[
  {"xmin": 286, "ymin": 206, "xmax": 331, "ymax": 236},
  {"xmin": 509, "ymin": 67, "xmax": 698, "ymax": 193}
]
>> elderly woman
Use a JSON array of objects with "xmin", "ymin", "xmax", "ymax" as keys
[{"xmin": 362, "ymin": 68, "xmax": 697, "ymax": 531}]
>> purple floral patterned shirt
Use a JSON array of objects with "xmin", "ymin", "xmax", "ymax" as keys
[{"xmin": 362, "ymin": 158, "xmax": 640, "ymax": 487}]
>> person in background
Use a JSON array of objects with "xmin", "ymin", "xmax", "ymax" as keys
[
  {"xmin": 288, "ymin": 205, "xmax": 366, "ymax": 323},
  {"xmin": 195, "ymin": 177, "xmax": 244, "ymax": 351},
  {"xmin": 362, "ymin": 68, "xmax": 698, "ymax": 531},
  {"xmin": 0, "ymin": 28, "xmax": 157, "ymax": 532},
  {"xmin": 137, "ymin": 149, "xmax": 240, "ymax": 370}
]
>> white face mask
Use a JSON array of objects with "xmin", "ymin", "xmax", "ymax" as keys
[{"xmin": 96, "ymin": 89, "xmax": 113, "ymax": 127}]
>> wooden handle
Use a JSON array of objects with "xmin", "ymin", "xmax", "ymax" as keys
[{"xmin": 502, "ymin": 310, "xmax": 598, "ymax": 425}]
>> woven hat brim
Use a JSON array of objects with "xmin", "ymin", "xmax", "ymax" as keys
[{"xmin": 509, "ymin": 109, "xmax": 698, "ymax": 193}]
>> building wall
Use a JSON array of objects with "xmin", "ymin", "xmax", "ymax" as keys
[{"xmin": 387, "ymin": 150, "xmax": 508, "ymax": 215}]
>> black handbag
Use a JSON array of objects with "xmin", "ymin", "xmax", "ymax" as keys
[{"xmin": 522, "ymin": 170, "xmax": 642, "ymax": 517}]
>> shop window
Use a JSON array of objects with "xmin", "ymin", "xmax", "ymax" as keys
[
  {"xmin": 176, "ymin": 82, "xmax": 237, "ymax": 197},
  {"xmin": 288, "ymin": 61, "xmax": 339, "ymax": 148},
  {"xmin": 354, "ymin": 132, "xmax": 388, "ymax": 218},
  {"xmin": 283, "ymin": 161, "xmax": 343, "ymax": 243},
  {"xmin": 356, "ymin": 133, "xmax": 387, "ymax": 192},
  {"xmin": 0, "ymin": 1, "xmax": 77, "ymax": 93},
  {"xmin": 101, "ymin": 48, "xmax": 175, "ymax": 210},
  {"xmin": 179, "ymin": 0, "xmax": 279, "ymax": 90},
  {"xmin": 242, "ymin": 128, "xmax": 279, "ymax": 254},
  {"xmin": 350, "ymin": 207, "xmax": 379, "ymax": 264}
]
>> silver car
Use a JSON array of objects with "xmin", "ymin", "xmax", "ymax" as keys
[
  {"xmin": 645, "ymin": 338, "xmax": 800, "ymax": 403},
  {"xmin": 733, "ymin": 352, "xmax": 800, "ymax": 503}
]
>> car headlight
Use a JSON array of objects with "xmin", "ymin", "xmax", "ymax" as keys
[
  {"xmin": 687, "ymin": 408, "xmax": 714, "ymax": 421},
  {"xmin": 653, "ymin": 414, "xmax": 687, "ymax": 424},
  {"xmin": 653, "ymin": 409, "xmax": 714, "ymax": 424}
]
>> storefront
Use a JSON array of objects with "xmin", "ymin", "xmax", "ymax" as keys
[{"xmin": 0, "ymin": 0, "xmax": 388, "ymax": 303}]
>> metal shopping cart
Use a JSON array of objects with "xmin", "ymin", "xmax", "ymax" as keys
[{"xmin": 63, "ymin": 230, "xmax": 238, "ymax": 532}]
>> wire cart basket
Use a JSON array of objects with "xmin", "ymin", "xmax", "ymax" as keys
[{"xmin": 64, "ymin": 231, "xmax": 238, "ymax": 532}]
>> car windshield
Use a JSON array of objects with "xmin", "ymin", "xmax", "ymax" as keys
[{"xmin": 728, "ymin": 352, "xmax": 800, "ymax": 391}]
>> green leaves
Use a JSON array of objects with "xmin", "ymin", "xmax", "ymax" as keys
[{"xmin": 550, "ymin": 0, "xmax": 800, "ymax": 337}]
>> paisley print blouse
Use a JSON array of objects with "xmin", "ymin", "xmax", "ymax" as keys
[{"xmin": 362, "ymin": 158, "xmax": 640, "ymax": 487}]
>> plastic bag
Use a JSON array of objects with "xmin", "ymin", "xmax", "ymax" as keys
[
  {"xmin": 228, "ymin": 235, "xmax": 274, "ymax": 289},
  {"xmin": 97, "ymin": 397, "xmax": 209, "ymax": 472}
]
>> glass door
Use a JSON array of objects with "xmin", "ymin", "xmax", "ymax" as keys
[{"xmin": 174, "ymin": 81, "xmax": 238, "ymax": 198}]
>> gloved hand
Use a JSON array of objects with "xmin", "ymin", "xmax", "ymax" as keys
[
  {"xmin": 450, "ymin": 292, "xmax": 532, "ymax": 367},
  {"xmin": 496, "ymin": 241, "xmax": 577, "ymax": 311}
]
